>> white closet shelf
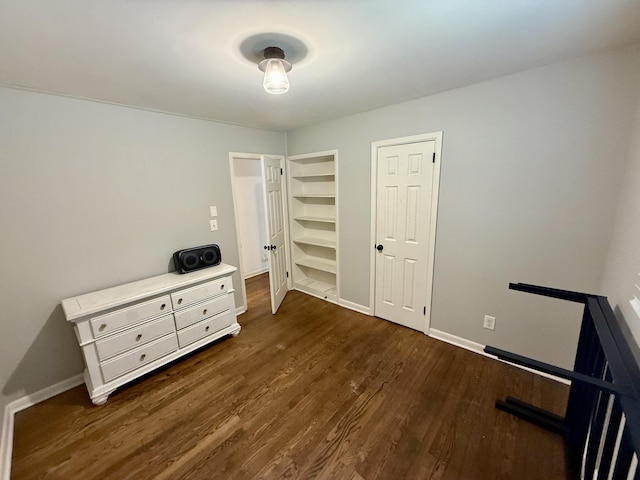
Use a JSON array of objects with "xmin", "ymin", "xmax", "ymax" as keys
[
  {"xmin": 288, "ymin": 150, "xmax": 338, "ymax": 303},
  {"xmin": 293, "ymin": 237, "xmax": 337, "ymax": 249},
  {"xmin": 292, "ymin": 193, "xmax": 336, "ymax": 199},
  {"xmin": 291, "ymin": 173, "xmax": 335, "ymax": 179},
  {"xmin": 289, "ymin": 155, "xmax": 334, "ymax": 164},
  {"xmin": 294, "ymin": 216, "xmax": 336, "ymax": 224},
  {"xmin": 297, "ymin": 278, "xmax": 337, "ymax": 296},
  {"xmin": 295, "ymin": 257, "xmax": 337, "ymax": 274}
]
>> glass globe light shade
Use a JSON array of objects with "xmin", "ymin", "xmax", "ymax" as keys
[{"xmin": 263, "ymin": 58, "xmax": 290, "ymax": 95}]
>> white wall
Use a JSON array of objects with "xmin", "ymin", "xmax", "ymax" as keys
[
  {"xmin": 0, "ymin": 86, "xmax": 284, "ymax": 408},
  {"xmin": 233, "ymin": 158, "xmax": 268, "ymax": 278},
  {"xmin": 601, "ymin": 45, "xmax": 640, "ymax": 347},
  {"xmin": 287, "ymin": 45, "xmax": 640, "ymax": 369}
]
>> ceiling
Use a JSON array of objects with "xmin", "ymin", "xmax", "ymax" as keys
[{"xmin": 1, "ymin": 1, "xmax": 639, "ymax": 132}]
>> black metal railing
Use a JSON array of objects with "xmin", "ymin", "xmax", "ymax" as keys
[{"xmin": 484, "ymin": 283, "xmax": 640, "ymax": 480}]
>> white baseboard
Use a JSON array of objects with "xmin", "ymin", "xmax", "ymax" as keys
[
  {"xmin": 236, "ymin": 306, "xmax": 247, "ymax": 316},
  {"xmin": 428, "ymin": 329, "xmax": 570, "ymax": 386},
  {"xmin": 0, "ymin": 374, "xmax": 84, "ymax": 480},
  {"xmin": 338, "ymin": 298, "xmax": 372, "ymax": 316},
  {"xmin": 243, "ymin": 267, "xmax": 268, "ymax": 279},
  {"xmin": 6, "ymin": 374, "xmax": 85, "ymax": 414},
  {"xmin": 428, "ymin": 329, "xmax": 485, "ymax": 354}
]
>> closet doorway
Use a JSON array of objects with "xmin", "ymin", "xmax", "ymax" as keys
[{"xmin": 229, "ymin": 152, "xmax": 290, "ymax": 315}]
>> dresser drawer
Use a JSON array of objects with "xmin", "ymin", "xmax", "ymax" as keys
[
  {"xmin": 90, "ymin": 295, "xmax": 171, "ymax": 338},
  {"xmin": 173, "ymin": 293, "xmax": 232, "ymax": 330},
  {"xmin": 95, "ymin": 314, "xmax": 175, "ymax": 361},
  {"xmin": 171, "ymin": 276, "xmax": 231, "ymax": 309},
  {"xmin": 177, "ymin": 310, "xmax": 235, "ymax": 348},
  {"xmin": 100, "ymin": 334, "xmax": 178, "ymax": 383}
]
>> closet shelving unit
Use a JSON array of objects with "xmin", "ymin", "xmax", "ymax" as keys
[{"xmin": 287, "ymin": 151, "xmax": 338, "ymax": 302}]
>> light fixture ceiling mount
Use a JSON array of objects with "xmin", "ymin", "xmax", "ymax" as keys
[{"xmin": 258, "ymin": 46, "xmax": 292, "ymax": 95}]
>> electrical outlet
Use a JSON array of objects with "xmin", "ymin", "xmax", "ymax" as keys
[
  {"xmin": 483, "ymin": 315, "xmax": 496, "ymax": 330},
  {"xmin": 209, "ymin": 219, "xmax": 218, "ymax": 231}
]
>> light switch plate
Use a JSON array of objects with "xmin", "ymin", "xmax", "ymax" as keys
[
  {"xmin": 209, "ymin": 219, "xmax": 218, "ymax": 231},
  {"xmin": 210, "ymin": 206, "xmax": 217, "ymax": 217}
]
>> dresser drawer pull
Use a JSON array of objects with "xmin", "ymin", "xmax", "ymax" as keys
[
  {"xmin": 160, "ymin": 303, "xmax": 166, "ymax": 310},
  {"xmin": 140, "ymin": 354, "xmax": 146, "ymax": 362},
  {"xmin": 177, "ymin": 298, "xmax": 183, "ymax": 305},
  {"xmin": 99, "ymin": 323, "xmax": 107, "ymax": 332},
  {"xmin": 220, "ymin": 284, "xmax": 225, "ymax": 290},
  {"xmin": 203, "ymin": 309, "xmax": 208, "ymax": 315},
  {"xmin": 205, "ymin": 326, "xmax": 210, "ymax": 332},
  {"xmin": 136, "ymin": 334, "xmax": 142, "ymax": 341}
]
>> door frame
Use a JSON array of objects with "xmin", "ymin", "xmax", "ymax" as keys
[
  {"xmin": 229, "ymin": 152, "xmax": 292, "ymax": 314},
  {"xmin": 369, "ymin": 132, "xmax": 443, "ymax": 333}
]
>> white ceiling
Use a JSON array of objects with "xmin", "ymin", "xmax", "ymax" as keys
[{"xmin": 1, "ymin": 1, "xmax": 639, "ymax": 131}]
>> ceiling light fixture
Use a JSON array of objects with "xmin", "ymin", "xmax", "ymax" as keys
[{"xmin": 258, "ymin": 46, "xmax": 292, "ymax": 95}]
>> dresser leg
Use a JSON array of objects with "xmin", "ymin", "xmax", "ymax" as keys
[{"xmin": 92, "ymin": 394, "xmax": 110, "ymax": 406}]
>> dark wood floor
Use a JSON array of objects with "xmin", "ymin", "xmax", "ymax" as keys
[{"xmin": 12, "ymin": 273, "xmax": 568, "ymax": 479}]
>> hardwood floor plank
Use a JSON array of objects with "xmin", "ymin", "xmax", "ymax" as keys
[
  {"xmin": 350, "ymin": 334, "xmax": 445, "ymax": 479},
  {"xmin": 152, "ymin": 414, "xmax": 242, "ymax": 480},
  {"xmin": 236, "ymin": 317, "xmax": 401, "ymax": 477},
  {"xmin": 11, "ymin": 273, "xmax": 568, "ymax": 479}
]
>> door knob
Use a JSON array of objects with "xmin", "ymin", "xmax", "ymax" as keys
[
  {"xmin": 264, "ymin": 245, "xmax": 269, "ymax": 250},
  {"xmin": 376, "ymin": 244, "xmax": 384, "ymax": 252},
  {"xmin": 271, "ymin": 245, "xmax": 276, "ymax": 250}
]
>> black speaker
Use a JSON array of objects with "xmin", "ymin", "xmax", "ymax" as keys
[{"xmin": 173, "ymin": 244, "xmax": 221, "ymax": 274}]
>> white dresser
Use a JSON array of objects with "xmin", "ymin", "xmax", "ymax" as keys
[{"xmin": 62, "ymin": 263, "xmax": 240, "ymax": 405}]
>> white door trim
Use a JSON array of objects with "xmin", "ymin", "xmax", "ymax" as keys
[
  {"xmin": 229, "ymin": 152, "xmax": 292, "ymax": 313},
  {"xmin": 278, "ymin": 158, "xmax": 293, "ymax": 294},
  {"xmin": 369, "ymin": 132, "xmax": 443, "ymax": 333}
]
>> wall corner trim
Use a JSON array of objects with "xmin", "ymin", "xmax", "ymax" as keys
[
  {"xmin": 1, "ymin": 403, "xmax": 13, "ymax": 480},
  {"xmin": 0, "ymin": 373, "xmax": 84, "ymax": 480},
  {"xmin": 428, "ymin": 328, "xmax": 571, "ymax": 386}
]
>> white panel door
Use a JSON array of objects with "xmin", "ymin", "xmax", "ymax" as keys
[
  {"xmin": 261, "ymin": 155, "xmax": 288, "ymax": 314},
  {"xmin": 374, "ymin": 141, "xmax": 435, "ymax": 331}
]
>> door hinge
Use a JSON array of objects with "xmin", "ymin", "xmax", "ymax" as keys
[
  {"xmin": 280, "ymin": 167, "xmax": 283, "ymax": 175},
  {"xmin": 423, "ymin": 306, "xmax": 426, "ymax": 315},
  {"xmin": 432, "ymin": 152, "xmax": 436, "ymax": 163}
]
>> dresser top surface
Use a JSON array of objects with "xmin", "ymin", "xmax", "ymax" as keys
[{"xmin": 62, "ymin": 263, "xmax": 236, "ymax": 321}]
